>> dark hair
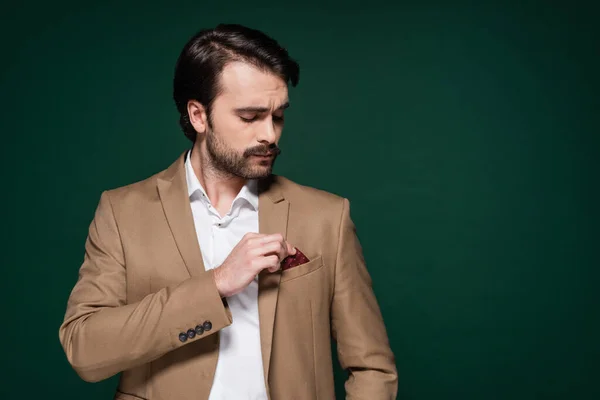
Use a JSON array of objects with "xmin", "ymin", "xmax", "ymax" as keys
[{"xmin": 173, "ymin": 24, "xmax": 300, "ymax": 143}]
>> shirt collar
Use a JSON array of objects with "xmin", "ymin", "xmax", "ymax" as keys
[{"xmin": 184, "ymin": 149, "xmax": 259, "ymax": 211}]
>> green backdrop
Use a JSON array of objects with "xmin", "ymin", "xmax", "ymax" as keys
[{"xmin": 1, "ymin": 0, "xmax": 598, "ymax": 399}]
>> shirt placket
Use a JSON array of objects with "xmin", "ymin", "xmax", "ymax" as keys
[{"xmin": 207, "ymin": 199, "xmax": 235, "ymax": 268}]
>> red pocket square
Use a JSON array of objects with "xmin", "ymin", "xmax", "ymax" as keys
[{"xmin": 281, "ymin": 248, "xmax": 310, "ymax": 271}]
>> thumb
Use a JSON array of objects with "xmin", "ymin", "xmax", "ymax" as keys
[
  {"xmin": 287, "ymin": 242, "xmax": 297, "ymax": 256},
  {"xmin": 268, "ymin": 264, "xmax": 280, "ymax": 273}
]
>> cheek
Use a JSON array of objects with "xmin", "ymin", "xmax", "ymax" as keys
[
  {"xmin": 213, "ymin": 116, "xmax": 252, "ymax": 145},
  {"xmin": 213, "ymin": 112, "xmax": 239, "ymax": 133}
]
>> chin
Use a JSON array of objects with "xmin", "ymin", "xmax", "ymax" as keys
[
  {"xmin": 247, "ymin": 166, "xmax": 272, "ymax": 179},
  {"xmin": 240, "ymin": 158, "xmax": 276, "ymax": 179}
]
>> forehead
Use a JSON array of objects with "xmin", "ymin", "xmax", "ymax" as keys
[{"xmin": 217, "ymin": 61, "xmax": 288, "ymax": 107}]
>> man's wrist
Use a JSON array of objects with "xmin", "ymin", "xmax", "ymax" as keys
[{"xmin": 211, "ymin": 266, "xmax": 227, "ymax": 298}]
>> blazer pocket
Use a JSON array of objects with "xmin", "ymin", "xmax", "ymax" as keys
[
  {"xmin": 114, "ymin": 391, "xmax": 147, "ymax": 400},
  {"xmin": 280, "ymin": 255, "xmax": 323, "ymax": 283}
]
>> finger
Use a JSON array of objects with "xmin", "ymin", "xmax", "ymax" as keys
[
  {"xmin": 259, "ymin": 233, "xmax": 285, "ymax": 246},
  {"xmin": 243, "ymin": 232, "xmax": 264, "ymax": 245},
  {"xmin": 261, "ymin": 235, "xmax": 296, "ymax": 258},
  {"xmin": 258, "ymin": 240, "xmax": 296, "ymax": 260},
  {"xmin": 256, "ymin": 255, "xmax": 280, "ymax": 272},
  {"xmin": 256, "ymin": 240, "xmax": 288, "ymax": 261},
  {"xmin": 245, "ymin": 233, "xmax": 281, "ymax": 250},
  {"xmin": 242, "ymin": 232, "xmax": 260, "ymax": 240}
]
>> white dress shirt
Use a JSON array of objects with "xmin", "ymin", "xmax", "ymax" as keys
[{"xmin": 185, "ymin": 150, "xmax": 268, "ymax": 400}]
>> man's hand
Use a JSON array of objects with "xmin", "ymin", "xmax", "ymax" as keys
[{"xmin": 212, "ymin": 233, "xmax": 296, "ymax": 298}]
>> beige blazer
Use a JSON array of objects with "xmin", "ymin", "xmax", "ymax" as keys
[{"xmin": 59, "ymin": 151, "xmax": 398, "ymax": 400}]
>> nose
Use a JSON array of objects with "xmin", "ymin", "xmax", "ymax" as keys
[{"xmin": 256, "ymin": 117, "xmax": 278, "ymax": 145}]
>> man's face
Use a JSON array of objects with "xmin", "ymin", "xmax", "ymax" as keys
[{"xmin": 205, "ymin": 61, "xmax": 288, "ymax": 179}]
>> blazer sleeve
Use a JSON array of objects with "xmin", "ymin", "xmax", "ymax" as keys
[
  {"xmin": 58, "ymin": 191, "xmax": 232, "ymax": 383},
  {"xmin": 331, "ymin": 198, "xmax": 399, "ymax": 399}
]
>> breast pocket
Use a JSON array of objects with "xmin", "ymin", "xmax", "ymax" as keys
[{"xmin": 280, "ymin": 255, "xmax": 323, "ymax": 283}]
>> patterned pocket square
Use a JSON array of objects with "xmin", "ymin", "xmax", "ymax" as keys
[{"xmin": 281, "ymin": 248, "xmax": 310, "ymax": 271}]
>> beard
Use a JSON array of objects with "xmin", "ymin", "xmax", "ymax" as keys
[{"xmin": 205, "ymin": 126, "xmax": 281, "ymax": 179}]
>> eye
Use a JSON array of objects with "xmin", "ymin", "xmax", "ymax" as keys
[
  {"xmin": 273, "ymin": 114, "xmax": 285, "ymax": 123},
  {"xmin": 240, "ymin": 115, "xmax": 258, "ymax": 123}
]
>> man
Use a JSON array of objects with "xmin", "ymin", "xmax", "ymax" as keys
[{"xmin": 59, "ymin": 23, "xmax": 397, "ymax": 400}]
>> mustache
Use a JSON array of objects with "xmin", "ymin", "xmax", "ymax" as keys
[{"xmin": 244, "ymin": 144, "xmax": 282, "ymax": 157}]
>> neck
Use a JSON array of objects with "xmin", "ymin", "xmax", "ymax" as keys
[{"xmin": 189, "ymin": 143, "xmax": 246, "ymax": 212}]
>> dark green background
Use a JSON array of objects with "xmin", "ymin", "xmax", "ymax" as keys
[{"xmin": 1, "ymin": 0, "xmax": 598, "ymax": 398}]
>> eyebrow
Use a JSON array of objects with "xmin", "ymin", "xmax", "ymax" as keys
[{"xmin": 234, "ymin": 102, "xmax": 290, "ymax": 113}]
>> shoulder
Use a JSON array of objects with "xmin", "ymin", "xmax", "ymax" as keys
[
  {"xmin": 272, "ymin": 174, "xmax": 348, "ymax": 214},
  {"xmin": 100, "ymin": 168, "xmax": 169, "ymax": 211}
]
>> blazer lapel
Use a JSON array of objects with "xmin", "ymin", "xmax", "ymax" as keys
[
  {"xmin": 157, "ymin": 151, "xmax": 206, "ymax": 278},
  {"xmin": 257, "ymin": 176, "xmax": 289, "ymax": 387}
]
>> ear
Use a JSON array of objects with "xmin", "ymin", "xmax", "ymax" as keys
[{"xmin": 187, "ymin": 100, "xmax": 209, "ymax": 134}]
